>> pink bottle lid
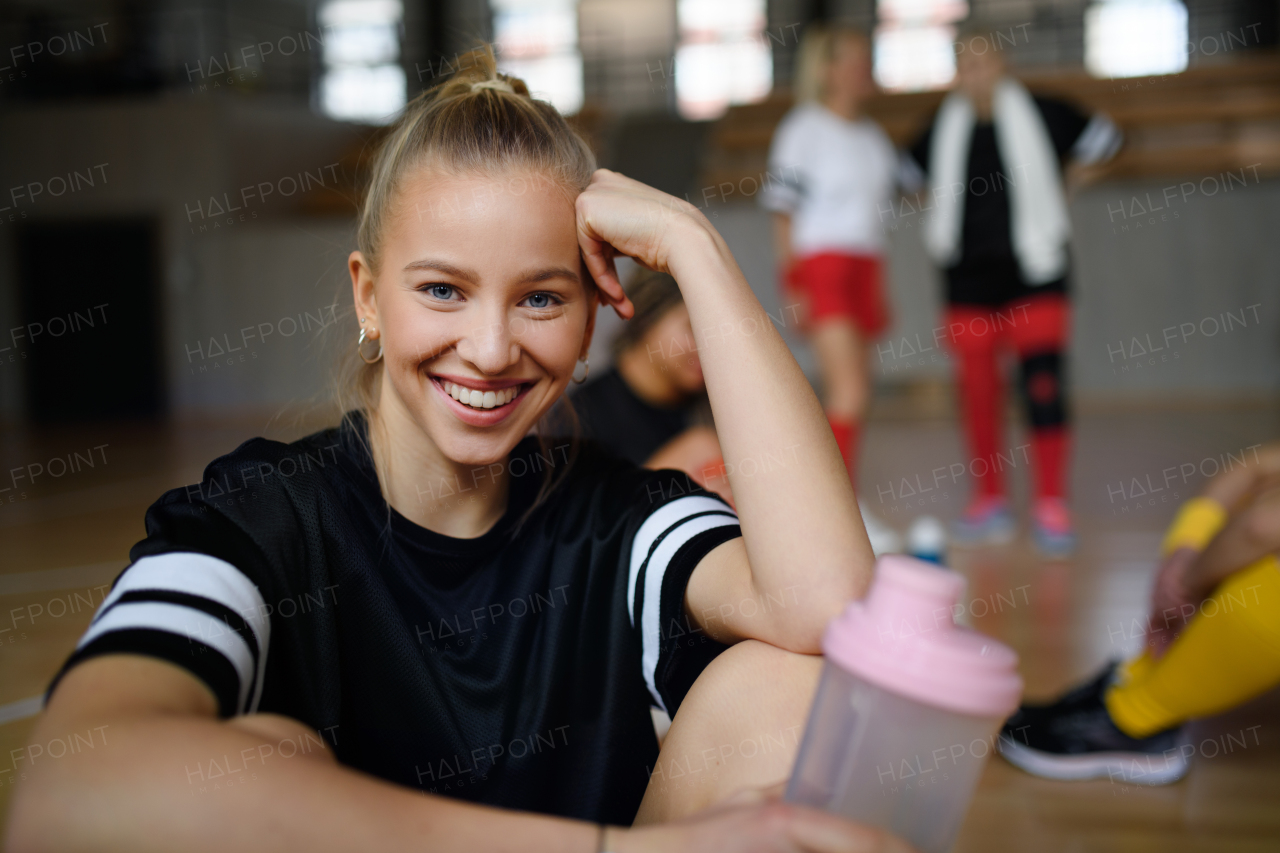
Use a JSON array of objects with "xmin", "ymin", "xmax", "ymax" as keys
[{"xmin": 823, "ymin": 555, "xmax": 1023, "ymax": 719}]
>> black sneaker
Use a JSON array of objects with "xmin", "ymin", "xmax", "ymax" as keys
[{"xmin": 997, "ymin": 662, "xmax": 1189, "ymax": 784}]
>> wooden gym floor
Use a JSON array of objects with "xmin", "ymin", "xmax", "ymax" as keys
[{"xmin": 1, "ymin": 403, "xmax": 1278, "ymax": 849}]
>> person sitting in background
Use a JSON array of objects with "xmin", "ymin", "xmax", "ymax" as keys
[
  {"xmin": 571, "ymin": 269, "xmax": 732, "ymax": 504},
  {"xmin": 761, "ymin": 23, "xmax": 902, "ymax": 555},
  {"xmin": 999, "ymin": 443, "xmax": 1280, "ymax": 783},
  {"xmin": 902, "ymin": 19, "xmax": 1122, "ymax": 556}
]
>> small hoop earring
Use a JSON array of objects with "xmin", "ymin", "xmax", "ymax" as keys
[
  {"xmin": 357, "ymin": 327, "xmax": 383, "ymax": 364},
  {"xmin": 572, "ymin": 356, "xmax": 590, "ymax": 385}
]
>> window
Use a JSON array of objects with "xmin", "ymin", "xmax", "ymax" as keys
[
  {"xmin": 873, "ymin": 0, "xmax": 968, "ymax": 92},
  {"xmin": 675, "ymin": 0, "xmax": 772, "ymax": 120},
  {"xmin": 318, "ymin": 0, "xmax": 406, "ymax": 124},
  {"xmin": 493, "ymin": 0, "xmax": 583, "ymax": 115},
  {"xmin": 1085, "ymin": 0, "xmax": 1188, "ymax": 78}
]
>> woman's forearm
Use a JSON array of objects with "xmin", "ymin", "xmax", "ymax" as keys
[
  {"xmin": 7, "ymin": 713, "xmax": 595, "ymax": 853},
  {"xmin": 668, "ymin": 221, "xmax": 873, "ymax": 650},
  {"xmin": 1201, "ymin": 442, "xmax": 1280, "ymax": 511},
  {"xmin": 573, "ymin": 171, "xmax": 871, "ymax": 648}
]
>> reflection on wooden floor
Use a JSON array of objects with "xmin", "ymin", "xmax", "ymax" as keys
[{"xmin": 2, "ymin": 404, "xmax": 1278, "ymax": 848}]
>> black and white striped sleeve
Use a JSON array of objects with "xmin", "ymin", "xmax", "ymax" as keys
[
  {"xmin": 57, "ymin": 552, "xmax": 270, "ymax": 717},
  {"xmin": 1033, "ymin": 96, "xmax": 1122, "ymax": 166},
  {"xmin": 1071, "ymin": 113, "xmax": 1122, "ymax": 166},
  {"xmin": 759, "ymin": 111, "xmax": 806, "ymax": 214},
  {"xmin": 627, "ymin": 494, "xmax": 740, "ymax": 714}
]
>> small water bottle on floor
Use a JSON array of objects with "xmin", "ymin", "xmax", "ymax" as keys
[
  {"xmin": 907, "ymin": 515, "xmax": 947, "ymax": 564},
  {"xmin": 786, "ymin": 556, "xmax": 1022, "ymax": 853}
]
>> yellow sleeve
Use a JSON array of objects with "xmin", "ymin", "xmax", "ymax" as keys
[{"xmin": 1160, "ymin": 496, "xmax": 1228, "ymax": 556}]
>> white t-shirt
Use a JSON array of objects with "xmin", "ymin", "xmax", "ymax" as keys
[{"xmin": 760, "ymin": 103, "xmax": 898, "ymax": 257}]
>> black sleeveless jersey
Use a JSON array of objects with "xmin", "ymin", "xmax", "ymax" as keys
[{"xmin": 48, "ymin": 412, "xmax": 741, "ymax": 824}]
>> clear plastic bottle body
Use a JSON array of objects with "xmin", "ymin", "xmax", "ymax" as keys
[{"xmin": 785, "ymin": 660, "xmax": 1003, "ymax": 853}]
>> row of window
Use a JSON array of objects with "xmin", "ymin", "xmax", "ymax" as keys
[{"xmin": 318, "ymin": 0, "xmax": 1193, "ymax": 124}]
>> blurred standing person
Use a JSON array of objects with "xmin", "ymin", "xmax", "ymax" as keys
[
  {"xmin": 903, "ymin": 21, "xmax": 1120, "ymax": 556},
  {"xmin": 762, "ymin": 23, "xmax": 901, "ymax": 555}
]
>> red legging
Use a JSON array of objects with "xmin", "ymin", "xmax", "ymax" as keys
[{"xmin": 943, "ymin": 294, "xmax": 1070, "ymax": 501}]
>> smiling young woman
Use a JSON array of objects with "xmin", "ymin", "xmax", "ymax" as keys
[{"xmin": 6, "ymin": 52, "xmax": 902, "ymax": 853}]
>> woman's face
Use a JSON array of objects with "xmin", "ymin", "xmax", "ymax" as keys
[
  {"xmin": 955, "ymin": 47, "xmax": 1004, "ymax": 104},
  {"xmin": 638, "ymin": 304, "xmax": 704, "ymax": 394},
  {"xmin": 353, "ymin": 168, "xmax": 595, "ymax": 467},
  {"xmin": 825, "ymin": 35, "xmax": 874, "ymax": 103}
]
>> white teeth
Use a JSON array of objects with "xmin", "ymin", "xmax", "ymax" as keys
[{"xmin": 444, "ymin": 381, "xmax": 521, "ymax": 409}]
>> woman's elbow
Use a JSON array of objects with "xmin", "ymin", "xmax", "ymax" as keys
[{"xmin": 763, "ymin": 602, "xmax": 844, "ymax": 655}]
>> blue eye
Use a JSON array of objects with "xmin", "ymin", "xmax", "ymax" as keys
[
  {"xmin": 524, "ymin": 292, "xmax": 558, "ymax": 309},
  {"xmin": 426, "ymin": 284, "xmax": 455, "ymax": 300}
]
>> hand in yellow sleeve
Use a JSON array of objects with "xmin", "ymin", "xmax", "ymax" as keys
[{"xmin": 1147, "ymin": 497, "xmax": 1229, "ymax": 658}]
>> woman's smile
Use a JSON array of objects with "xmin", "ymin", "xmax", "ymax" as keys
[{"xmin": 429, "ymin": 372, "xmax": 535, "ymax": 426}]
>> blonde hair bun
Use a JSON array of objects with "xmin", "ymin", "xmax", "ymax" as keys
[
  {"xmin": 470, "ymin": 78, "xmax": 517, "ymax": 95},
  {"xmin": 436, "ymin": 47, "xmax": 531, "ymax": 99}
]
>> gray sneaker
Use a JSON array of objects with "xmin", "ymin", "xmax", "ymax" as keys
[{"xmin": 950, "ymin": 496, "xmax": 1016, "ymax": 545}]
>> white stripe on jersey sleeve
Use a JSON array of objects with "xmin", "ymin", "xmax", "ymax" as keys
[
  {"xmin": 89, "ymin": 553, "xmax": 270, "ymax": 713},
  {"xmin": 628, "ymin": 495, "xmax": 736, "ymax": 625},
  {"xmin": 629, "ymin": 496, "xmax": 739, "ymax": 712},
  {"xmin": 77, "ymin": 601, "xmax": 258, "ymax": 713},
  {"xmin": 1071, "ymin": 113, "xmax": 1122, "ymax": 165}
]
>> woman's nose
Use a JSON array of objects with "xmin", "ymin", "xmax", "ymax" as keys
[{"xmin": 455, "ymin": 314, "xmax": 521, "ymax": 374}]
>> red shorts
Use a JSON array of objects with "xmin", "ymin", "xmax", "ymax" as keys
[
  {"xmin": 943, "ymin": 293, "xmax": 1069, "ymax": 357},
  {"xmin": 784, "ymin": 252, "xmax": 890, "ymax": 338}
]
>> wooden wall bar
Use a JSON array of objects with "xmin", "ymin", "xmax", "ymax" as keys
[{"xmin": 701, "ymin": 53, "xmax": 1280, "ymax": 191}]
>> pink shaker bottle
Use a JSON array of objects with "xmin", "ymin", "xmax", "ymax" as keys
[{"xmin": 786, "ymin": 555, "xmax": 1022, "ymax": 853}]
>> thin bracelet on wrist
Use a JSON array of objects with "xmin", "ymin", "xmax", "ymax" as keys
[{"xmin": 597, "ymin": 822, "xmax": 616, "ymax": 853}]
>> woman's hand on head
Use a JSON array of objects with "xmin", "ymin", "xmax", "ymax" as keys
[
  {"xmin": 614, "ymin": 783, "xmax": 917, "ymax": 853},
  {"xmin": 575, "ymin": 169, "xmax": 717, "ymax": 320}
]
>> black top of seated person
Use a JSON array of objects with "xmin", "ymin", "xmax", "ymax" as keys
[
  {"xmin": 47, "ymin": 411, "xmax": 740, "ymax": 824},
  {"xmin": 571, "ymin": 367, "xmax": 702, "ymax": 466}
]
